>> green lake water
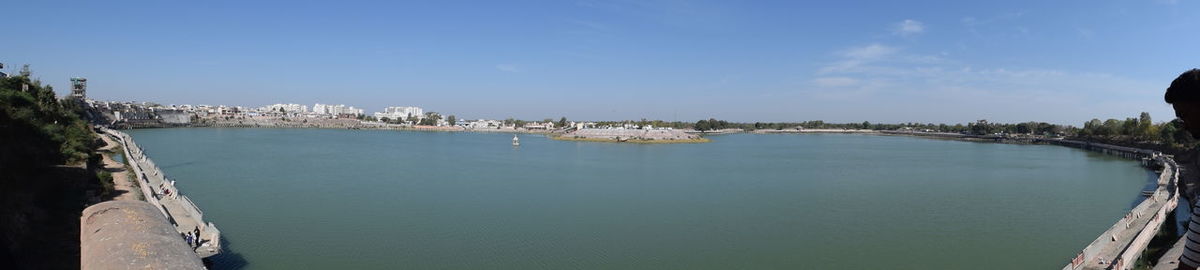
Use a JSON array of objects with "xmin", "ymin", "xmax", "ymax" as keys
[{"xmin": 126, "ymin": 128, "xmax": 1151, "ymax": 269}]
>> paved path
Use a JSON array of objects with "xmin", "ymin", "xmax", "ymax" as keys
[
  {"xmin": 106, "ymin": 129, "xmax": 222, "ymax": 258},
  {"xmin": 129, "ymin": 144, "xmax": 209, "ymax": 250},
  {"xmin": 99, "ymin": 134, "xmax": 138, "ymax": 201},
  {"xmin": 1082, "ymin": 193, "xmax": 1171, "ymax": 269},
  {"xmin": 1063, "ymin": 154, "xmax": 1179, "ymax": 270}
]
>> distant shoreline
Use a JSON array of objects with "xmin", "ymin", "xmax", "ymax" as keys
[
  {"xmin": 119, "ymin": 121, "xmax": 1061, "ymax": 146},
  {"xmin": 752, "ymin": 128, "xmax": 877, "ymax": 134},
  {"xmin": 128, "ymin": 120, "xmax": 559, "ymax": 135},
  {"xmin": 549, "ymin": 134, "xmax": 712, "ymax": 144},
  {"xmin": 119, "ymin": 124, "xmax": 1012, "ymax": 145}
]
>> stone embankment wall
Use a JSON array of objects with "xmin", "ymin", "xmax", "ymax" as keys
[
  {"xmin": 103, "ymin": 128, "xmax": 222, "ymax": 258},
  {"xmin": 1051, "ymin": 139, "xmax": 1179, "ymax": 270}
]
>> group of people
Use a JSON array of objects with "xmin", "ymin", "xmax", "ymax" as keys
[
  {"xmin": 180, "ymin": 226, "xmax": 204, "ymax": 251},
  {"xmin": 157, "ymin": 181, "xmax": 177, "ymax": 199}
]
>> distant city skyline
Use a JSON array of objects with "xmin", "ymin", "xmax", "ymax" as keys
[{"xmin": 2, "ymin": 0, "xmax": 1195, "ymax": 124}]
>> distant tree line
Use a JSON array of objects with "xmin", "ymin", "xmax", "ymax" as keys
[
  {"xmin": 679, "ymin": 118, "xmax": 1070, "ymax": 135},
  {"xmin": 695, "ymin": 118, "xmax": 734, "ymax": 131},
  {"xmin": 1076, "ymin": 112, "xmax": 1195, "ymax": 148},
  {"xmin": 416, "ymin": 112, "xmax": 1197, "ymax": 151}
]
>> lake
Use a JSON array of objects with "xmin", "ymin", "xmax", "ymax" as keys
[{"xmin": 126, "ymin": 128, "xmax": 1151, "ymax": 269}]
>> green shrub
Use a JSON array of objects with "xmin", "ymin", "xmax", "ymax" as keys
[{"xmin": 97, "ymin": 170, "xmax": 114, "ymax": 197}]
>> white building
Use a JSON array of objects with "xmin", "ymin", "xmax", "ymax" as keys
[
  {"xmin": 465, "ymin": 119, "xmax": 502, "ymax": 129},
  {"xmin": 313, "ymin": 103, "xmax": 364, "ymax": 117},
  {"xmin": 524, "ymin": 122, "xmax": 555, "ymax": 130},
  {"xmin": 373, "ymin": 106, "xmax": 424, "ymax": 120},
  {"xmin": 572, "ymin": 121, "xmax": 597, "ymax": 129},
  {"xmin": 341, "ymin": 106, "xmax": 364, "ymax": 116},
  {"xmin": 313, "ymin": 103, "xmax": 330, "ymax": 115},
  {"xmin": 262, "ymin": 103, "xmax": 309, "ymax": 113}
]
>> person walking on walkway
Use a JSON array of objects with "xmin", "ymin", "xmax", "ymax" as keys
[{"xmin": 1165, "ymin": 69, "xmax": 1200, "ymax": 270}]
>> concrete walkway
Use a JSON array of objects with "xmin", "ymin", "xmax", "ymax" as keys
[
  {"xmin": 99, "ymin": 135, "xmax": 138, "ymax": 201},
  {"xmin": 1082, "ymin": 193, "xmax": 1171, "ymax": 269},
  {"xmin": 1063, "ymin": 153, "xmax": 1179, "ymax": 270},
  {"xmin": 105, "ymin": 129, "xmax": 222, "ymax": 258}
]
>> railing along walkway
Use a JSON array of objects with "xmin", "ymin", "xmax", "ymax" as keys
[{"xmin": 102, "ymin": 128, "xmax": 222, "ymax": 258}]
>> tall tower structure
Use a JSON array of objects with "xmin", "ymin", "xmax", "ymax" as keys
[{"xmin": 70, "ymin": 77, "xmax": 87, "ymax": 100}]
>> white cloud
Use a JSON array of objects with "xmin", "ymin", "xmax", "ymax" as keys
[
  {"xmin": 844, "ymin": 43, "xmax": 897, "ymax": 59},
  {"xmin": 1077, "ymin": 28, "xmax": 1094, "ymax": 38},
  {"xmin": 961, "ymin": 17, "xmax": 979, "ymax": 26},
  {"xmin": 961, "ymin": 11, "xmax": 1029, "ymax": 37},
  {"xmin": 813, "ymin": 77, "xmax": 859, "ymax": 87},
  {"xmin": 820, "ymin": 44, "xmax": 898, "ymax": 73},
  {"xmin": 893, "ymin": 19, "xmax": 925, "ymax": 36},
  {"xmin": 807, "ymin": 44, "xmax": 1165, "ymax": 124},
  {"xmin": 568, "ymin": 20, "xmax": 610, "ymax": 31},
  {"xmin": 495, "ymin": 64, "xmax": 521, "ymax": 73}
]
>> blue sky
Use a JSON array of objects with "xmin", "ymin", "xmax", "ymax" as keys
[{"xmin": 3, "ymin": 0, "xmax": 1197, "ymax": 124}]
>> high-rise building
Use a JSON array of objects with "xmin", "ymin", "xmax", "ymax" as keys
[
  {"xmin": 314, "ymin": 103, "xmax": 364, "ymax": 117},
  {"xmin": 313, "ymin": 103, "xmax": 330, "ymax": 115},
  {"xmin": 262, "ymin": 103, "xmax": 308, "ymax": 113},
  {"xmin": 373, "ymin": 106, "xmax": 424, "ymax": 120},
  {"xmin": 70, "ymin": 77, "xmax": 87, "ymax": 100}
]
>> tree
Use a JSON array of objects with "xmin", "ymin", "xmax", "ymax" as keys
[
  {"xmin": 447, "ymin": 115, "xmax": 457, "ymax": 126},
  {"xmin": 1119, "ymin": 117, "xmax": 1139, "ymax": 136},
  {"xmin": 861, "ymin": 121, "xmax": 871, "ymax": 130},
  {"xmin": 1081, "ymin": 119, "xmax": 1103, "ymax": 137},
  {"xmin": 695, "ymin": 119, "xmax": 710, "ymax": 131},
  {"xmin": 969, "ymin": 120, "xmax": 993, "ymax": 135},
  {"xmin": 1101, "ymin": 119, "xmax": 1121, "ymax": 136},
  {"xmin": 1015, "ymin": 122, "xmax": 1031, "ymax": 134},
  {"xmin": 417, "ymin": 112, "xmax": 440, "ymax": 126},
  {"xmin": 558, "ymin": 117, "xmax": 568, "ymax": 128},
  {"xmin": 1035, "ymin": 123, "xmax": 1060, "ymax": 136},
  {"xmin": 1160, "ymin": 121, "xmax": 1178, "ymax": 144},
  {"xmin": 19, "ymin": 64, "xmax": 31, "ymax": 77},
  {"xmin": 0, "ymin": 74, "xmax": 96, "ymax": 165},
  {"xmin": 1138, "ymin": 112, "xmax": 1154, "ymax": 139}
]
